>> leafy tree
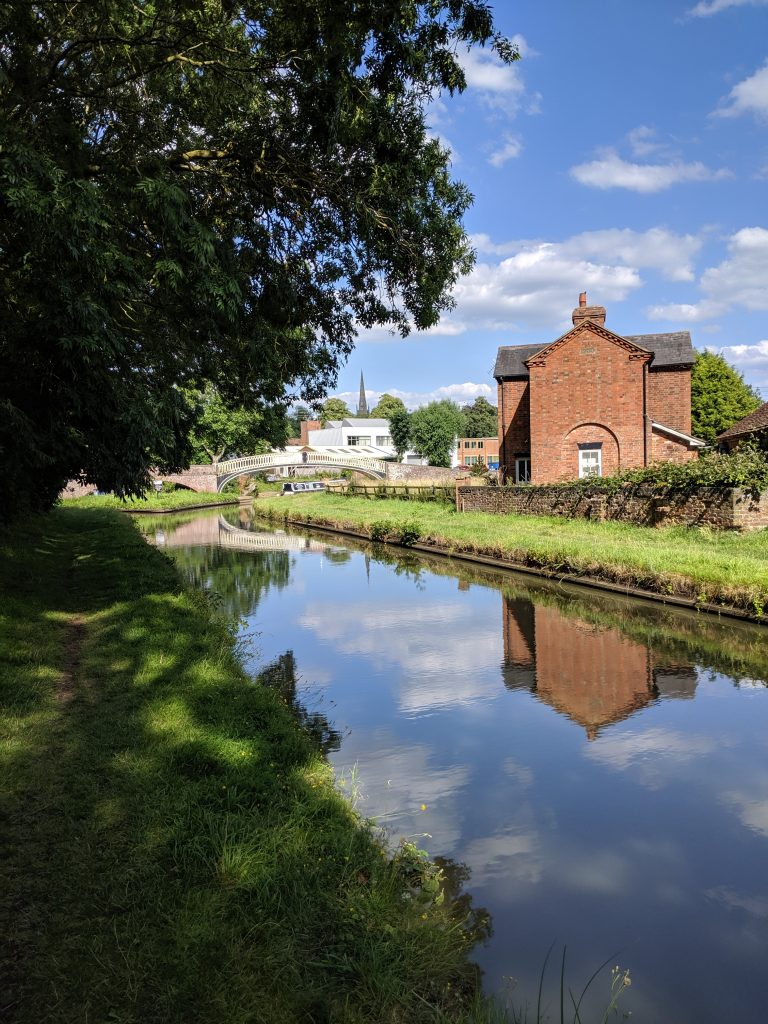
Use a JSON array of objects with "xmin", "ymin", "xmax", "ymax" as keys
[
  {"xmin": 320, "ymin": 397, "xmax": 352, "ymax": 426},
  {"xmin": 691, "ymin": 352, "xmax": 762, "ymax": 444},
  {"xmin": 389, "ymin": 408, "xmax": 412, "ymax": 461},
  {"xmin": 409, "ymin": 401, "xmax": 465, "ymax": 467},
  {"xmin": 461, "ymin": 396, "xmax": 498, "ymax": 438},
  {"xmin": 370, "ymin": 394, "xmax": 407, "ymax": 419},
  {"xmin": 187, "ymin": 385, "xmax": 281, "ymax": 464},
  {"xmin": 286, "ymin": 405, "xmax": 312, "ymax": 439},
  {"xmin": 0, "ymin": 1, "xmax": 516, "ymax": 519}
]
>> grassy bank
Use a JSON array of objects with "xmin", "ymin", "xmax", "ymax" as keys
[
  {"xmin": 254, "ymin": 494, "xmax": 768, "ymax": 617},
  {"xmin": 68, "ymin": 490, "xmax": 238, "ymax": 512},
  {"xmin": 0, "ymin": 508, "xmax": 498, "ymax": 1024}
]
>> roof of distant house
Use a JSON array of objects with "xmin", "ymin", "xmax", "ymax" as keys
[
  {"xmin": 494, "ymin": 331, "xmax": 695, "ymax": 379},
  {"xmin": 716, "ymin": 401, "xmax": 768, "ymax": 442}
]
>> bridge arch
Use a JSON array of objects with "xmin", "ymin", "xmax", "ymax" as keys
[{"xmin": 216, "ymin": 452, "xmax": 388, "ymax": 491}]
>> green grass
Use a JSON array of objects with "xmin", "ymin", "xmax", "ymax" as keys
[
  {"xmin": 67, "ymin": 490, "xmax": 237, "ymax": 511},
  {"xmin": 255, "ymin": 494, "xmax": 768, "ymax": 616},
  {"xmin": 0, "ymin": 508, "xmax": 496, "ymax": 1024}
]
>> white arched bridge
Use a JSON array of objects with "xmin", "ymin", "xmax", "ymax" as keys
[
  {"xmin": 216, "ymin": 452, "xmax": 388, "ymax": 490},
  {"xmin": 159, "ymin": 450, "xmax": 390, "ymax": 493}
]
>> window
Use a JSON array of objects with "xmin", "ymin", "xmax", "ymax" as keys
[
  {"xmin": 478, "ymin": 440, "xmax": 484, "ymax": 449},
  {"xmin": 376, "ymin": 435, "xmax": 392, "ymax": 445},
  {"xmin": 347, "ymin": 435, "xmax": 371, "ymax": 446},
  {"xmin": 578, "ymin": 445, "xmax": 602, "ymax": 478},
  {"xmin": 515, "ymin": 457, "xmax": 530, "ymax": 483}
]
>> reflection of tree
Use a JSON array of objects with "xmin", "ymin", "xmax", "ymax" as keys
[
  {"xmin": 260, "ymin": 651, "xmax": 342, "ymax": 753},
  {"xmin": 433, "ymin": 855, "xmax": 493, "ymax": 947},
  {"xmin": 324, "ymin": 549, "xmax": 352, "ymax": 564},
  {"xmin": 169, "ymin": 546, "xmax": 292, "ymax": 619}
]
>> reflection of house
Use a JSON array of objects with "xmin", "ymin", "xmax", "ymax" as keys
[
  {"xmin": 717, "ymin": 402, "xmax": 768, "ymax": 451},
  {"xmin": 501, "ymin": 595, "xmax": 698, "ymax": 739},
  {"xmin": 494, "ymin": 294, "xmax": 705, "ymax": 484}
]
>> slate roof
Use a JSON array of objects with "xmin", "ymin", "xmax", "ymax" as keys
[
  {"xmin": 717, "ymin": 401, "xmax": 768, "ymax": 441},
  {"xmin": 494, "ymin": 331, "xmax": 695, "ymax": 379}
]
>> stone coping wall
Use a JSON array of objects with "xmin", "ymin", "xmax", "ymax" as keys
[{"xmin": 457, "ymin": 483, "xmax": 768, "ymax": 531}]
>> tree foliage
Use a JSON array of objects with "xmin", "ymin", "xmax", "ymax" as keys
[
  {"xmin": 370, "ymin": 393, "xmax": 407, "ymax": 419},
  {"xmin": 409, "ymin": 401, "xmax": 464, "ymax": 467},
  {"xmin": 187, "ymin": 385, "xmax": 281, "ymax": 464},
  {"xmin": 0, "ymin": 1, "xmax": 516, "ymax": 518},
  {"xmin": 320, "ymin": 398, "xmax": 351, "ymax": 426},
  {"xmin": 389, "ymin": 408, "xmax": 412, "ymax": 460},
  {"xmin": 461, "ymin": 396, "xmax": 497, "ymax": 438},
  {"xmin": 691, "ymin": 352, "xmax": 762, "ymax": 444}
]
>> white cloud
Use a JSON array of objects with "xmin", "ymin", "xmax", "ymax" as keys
[
  {"xmin": 646, "ymin": 300, "xmax": 726, "ymax": 322},
  {"xmin": 689, "ymin": 0, "xmax": 768, "ymax": 15},
  {"xmin": 647, "ymin": 226, "xmax": 768, "ymax": 324},
  {"xmin": 488, "ymin": 133, "xmax": 523, "ymax": 167},
  {"xmin": 716, "ymin": 60, "xmax": 768, "ymax": 119},
  {"xmin": 627, "ymin": 125, "xmax": 665, "ymax": 158},
  {"xmin": 571, "ymin": 149, "xmax": 732, "ymax": 193},
  {"xmin": 458, "ymin": 47, "xmax": 525, "ymax": 104},
  {"xmin": 358, "ymin": 227, "xmax": 703, "ymax": 343},
  {"xmin": 718, "ymin": 339, "xmax": 768, "ymax": 366}
]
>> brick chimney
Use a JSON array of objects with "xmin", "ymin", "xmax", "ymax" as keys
[
  {"xmin": 300, "ymin": 419, "xmax": 321, "ymax": 445},
  {"xmin": 572, "ymin": 291, "xmax": 606, "ymax": 328}
]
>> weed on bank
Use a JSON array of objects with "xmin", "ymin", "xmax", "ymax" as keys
[{"xmin": 0, "ymin": 508, "xmax": 494, "ymax": 1024}]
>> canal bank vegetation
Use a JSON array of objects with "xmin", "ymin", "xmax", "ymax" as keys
[
  {"xmin": 254, "ymin": 494, "xmax": 768, "ymax": 618},
  {"xmin": 67, "ymin": 490, "xmax": 238, "ymax": 512},
  {"xmin": 0, "ymin": 507, "xmax": 502, "ymax": 1024}
]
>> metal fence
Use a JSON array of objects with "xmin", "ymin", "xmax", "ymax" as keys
[{"xmin": 331, "ymin": 482, "xmax": 455, "ymax": 503}]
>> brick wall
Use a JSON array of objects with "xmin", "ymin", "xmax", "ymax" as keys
[
  {"xmin": 498, "ymin": 379, "xmax": 530, "ymax": 474},
  {"xmin": 647, "ymin": 367, "xmax": 692, "ymax": 434},
  {"xmin": 60, "ymin": 479, "xmax": 97, "ymax": 499},
  {"xmin": 527, "ymin": 324, "xmax": 648, "ymax": 483},
  {"xmin": 378, "ymin": 464, "xmax": 465, "ymax": 483},
  {"xmin": 650, "ymin": 431, "xmax": 698, "ymax": 465},
  {"xmin": 156, "ymin": 466, "xmax": 219, "ymax": 492},
  {"xmin": 458, "ymin": 483, "xmax": 768, "ymax": 530}
]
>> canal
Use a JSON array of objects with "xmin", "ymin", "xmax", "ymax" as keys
[{"xmin": 142, "ymin": 507, "xmax": 768, "ymax": 1023}]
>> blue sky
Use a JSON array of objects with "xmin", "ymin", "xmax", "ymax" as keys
[{"xmin": 332, "ymin": 0, "xmax": 768, "ymax": 411}]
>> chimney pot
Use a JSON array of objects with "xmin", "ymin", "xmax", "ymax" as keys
[{"xmin": 579, "ymin": 292, "xmax": 587, "ymax": 307}]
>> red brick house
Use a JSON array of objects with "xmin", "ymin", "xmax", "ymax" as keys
[
  {"xmin": 494, "ymin": 294, "xmax": 705, "ymax": 484},
  {"xmin": 717, "ymin": 402, "xmax": 768, "ymax": 451},
  {"xmin": 456, "ymin": 436, "xmax": 500, "ymax": 468}
]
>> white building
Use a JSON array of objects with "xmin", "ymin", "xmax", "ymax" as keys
[{"xmin": 294, "ymin": 418, "xmax": 427, "ymax": 465}]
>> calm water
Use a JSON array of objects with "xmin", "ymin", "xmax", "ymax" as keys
[{"xmin": 145, "ymin": 508, "xmax": 768, "ymax": 1023}]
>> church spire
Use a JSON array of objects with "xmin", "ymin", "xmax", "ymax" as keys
[{"xmin": 357, "ymin": 370, "xmax": 369, "ymax": 417}]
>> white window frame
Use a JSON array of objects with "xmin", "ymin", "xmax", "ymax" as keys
[{"xmin": 578, "ymin": 446, "xmax": 602, "ymax": 479}]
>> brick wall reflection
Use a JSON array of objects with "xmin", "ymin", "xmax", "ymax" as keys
[{"xmin": 502, "ymin": 595, "xmax": 698, "ymax": 738}]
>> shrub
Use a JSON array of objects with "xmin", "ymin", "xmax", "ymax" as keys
[{"xmin": 398, "ymin": 522, "xmax": 422, "ymax": 546}]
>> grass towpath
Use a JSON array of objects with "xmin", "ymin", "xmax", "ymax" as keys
[
  {"xmin": 254, "ymin": 494, "xmax": 768, "ymax": 617},
  {"xmin": 68, "ymin": 490, "xmax": 239, "ymax": 512},
  {"xmin": 0, "ymin": 508, "xmax": 497, "ymax": 1024}
]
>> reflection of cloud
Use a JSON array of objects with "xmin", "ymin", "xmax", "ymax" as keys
[
  {"xmin": 335, "ymin": 735, "xmax": 470, "ymax": 854},
  {"xmin": 706, "ymin": 886, "xmax": 768, "ymax": 918},
  {"xmin": 584, "ymin": 727, "xmax": 716, "ymax": 788},
  {"xmin": 300, "ymin": 601, "xmax": 502, "ymax": 713},
  {"xmin": 723, "ymin": 787, "xmax": 768, "ymax": 837},
  {"xmin": 503, "ymin": 758, "xmax": 534, "ymax": 788},
  {"xmin": 462, "ymin": 826, "xmax": 543, "ymax": 886}
]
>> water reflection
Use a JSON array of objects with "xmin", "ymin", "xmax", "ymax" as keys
[
  {"xmin": 149, "ymin": 511, "xmax": 768, "ymax": 1023},
  {"xmin": 502, "ymin": 595, "xmax": 698, "ymax": 739}
]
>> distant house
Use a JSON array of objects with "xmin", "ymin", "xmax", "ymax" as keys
[
  {"xmin": 494, "ymin": 294, "xmax": 706, "ymax": 484},
  {"xmin": 717, "ymin": 402, "xmax": 768, "ymax": 451},
  {"xmin": 456, "ymin": 436, "xmax": 500, "ymax": 469}
]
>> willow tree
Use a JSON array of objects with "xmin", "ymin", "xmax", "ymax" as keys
[{"xmin": 0, "ymin": 1, "xmax": 516, "ymax": 518}]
